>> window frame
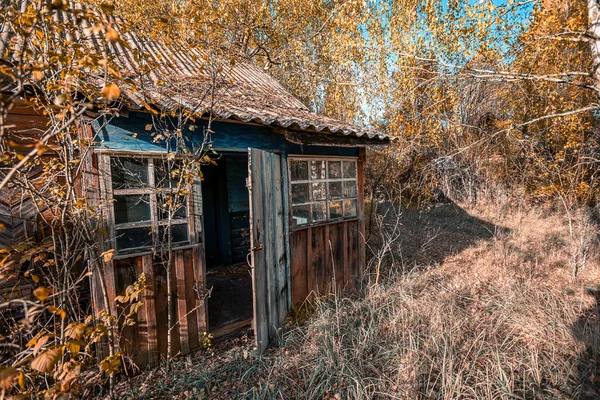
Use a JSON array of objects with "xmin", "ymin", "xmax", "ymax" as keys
[
  {"xmin": 98, "ymin": 151, "xmax": 199, "ymax": 257},
  {"xmin": 287, "ymin": 155, "xmax": 360, "ymax": 230}
]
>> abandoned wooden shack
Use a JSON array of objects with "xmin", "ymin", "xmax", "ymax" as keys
[{"xmin": 1, "ymin": 7, "xmax": 390, "ymax": 367}]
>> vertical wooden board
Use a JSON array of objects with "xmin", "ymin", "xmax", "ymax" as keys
[
  {"xmin": 183, "ymin": 248, "xmax": 200, "ymax": 350},
  {"xmin": 306, "ymin": 227, "xmax": 315, "ymax": 299},
  {"xmin": 309, "ymin": 226, "xmax": 326, "ymax": 296},
  {"xmin": 271, "ymin": 152, "xmax": 288, "ymax": 325},
  {"xmin": 192, "ymin": 245, "xmax": 207, "ymax": 337},
  {"xmin": 348, "ymin": 221, "xmax": 360, "ymax": 290},
  {"xmin": 142, "ymin": 255, "xmax": 158, "ymax": 365},
  {"xmin": 281, "ymin": 153, "xmax": 293, "ymax": 311},
  {"xmin": 330, "ymin": 223, "xmax": 345, "ymax": 295},
  {"xmin": 324, "ymin": 225, "xmax": 332, "ymax": 294},
  {"xmin": 249, "ymin": 149, "xmax": 269, "ymax": 352},
  {"xmin": 175, "ymin": 250, "xmax": 189, "ymax": 354},
  {"xmin": 153, "ymin": 260, "xmax": 168, "ymax": 357},
  {"xmin": 342, "ymin": 222, "xmax": 350, "ymax": 291},
  {"xmin": 114, "ymin": 258, "xmax": 143, "ymax": 366},
  {"xmin": 262, "ymin": 151, "xmax": 279, "ymax": 338},
  {"xmin": 152, "ymin": 259, "xmax": 181, "ymax": 359},
  {"xmin": 290, "ymin": 230, "xmax": 308, "ymax": 305}
]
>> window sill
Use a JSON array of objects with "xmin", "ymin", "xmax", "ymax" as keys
[
  {"xmin": 112, "ymin": 242, "xmax": 202, "ymax": 260},
  {"xmin": 290, "ymin": 217, "xmax": 361, "ymax": 232}
]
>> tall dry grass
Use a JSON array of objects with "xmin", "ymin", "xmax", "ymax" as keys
[{"xmin": 255, "ymin": 202, "xmax": 600, "ymax": 399}]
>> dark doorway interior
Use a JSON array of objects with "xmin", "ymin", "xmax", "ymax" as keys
[{"xmin": 201, "ymin": 153, "xmax": 253, "ymax": 333}]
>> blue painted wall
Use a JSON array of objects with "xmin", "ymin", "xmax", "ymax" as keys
[{"xmin": 93, "ymin": 112, "xmax": 360, "ymax": 157}]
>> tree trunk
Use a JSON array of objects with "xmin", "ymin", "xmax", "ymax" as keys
[{"xmin": 588, "ymin": 0, "xmax": 600, "ymax": 90}]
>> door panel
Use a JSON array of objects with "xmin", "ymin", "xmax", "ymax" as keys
[{"xmin": 248, "ymin": 148, "xmax": 289, "ymax": 352}]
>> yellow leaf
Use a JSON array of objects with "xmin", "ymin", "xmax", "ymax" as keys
[
  {"xmin": 18, "ymin": 371, "xmax": 25, "ymax": 389},
  {"xmin": 48, "ymin": 306, "xmax": 66, "ymax": 319},
  {"xmin": 105, "ymin": 27, "xmax": 119, "ymax": 43},
  {"xmin": 145, "ymin": 124, "xmax": 153, "ymax": 131},
  {"xmin": 101, "ymin": 83, "xmax": 121, "ymax": 101},
  {"xmin": 33, "ymin": 334, "xmax": 50, "ymax": 355},
  {"xmin": 65, "ymin": 340, "xmax": 81, "ymax": 355},
  {"xmin": 33, "ymin": 286, "xmax": 52, "ymax": 302},
  {"xmin": 65, "ymin": 322, "xmax": 86, "ymax": 340},
  {"xmin": 101, "ymin": 249, "xmax": 115, "ymax": 262},
  {"xmin": 31, "ymin": 346, "xmax": 63, "ymax": 373},
  {"xmin": 36, "ymin": 142, "xmax": 50, "ymax": 155}
]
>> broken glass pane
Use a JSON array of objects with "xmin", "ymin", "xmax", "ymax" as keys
[
  {"xmin": 292, "ymin": 205, "xmax": 310, "ymax": 227},
  {"xmin": 291, "ymin": 183, "xmax": 309, "ymax": 204},
  {"xmin": 111, "ymin": 157, "xmax": 149, "ymax": 189},
  {"xmin": 342, "ymin": 161, "xmax": 356, "ymax": 178},
  {"xmin": 328, "ymin": 161, "xmax": 342, "ymax": 179},
  {"xmin": 113, "ymin": 195, "xmax": 151, "ymax": 224},
  {"xmin": 290, "ymin": 161, "xmax": 308, "ymax": 181}
]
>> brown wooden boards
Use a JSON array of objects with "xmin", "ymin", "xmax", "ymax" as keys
[{"xmin": 248, "ymin": 148, "xmax": 290, "ymax": 352}]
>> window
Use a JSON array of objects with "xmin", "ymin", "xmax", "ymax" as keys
[
  {"xmin": 289, "ymin": 157, "xmax": 358, "ymax": 228},
  {"xmin": 107, "ymin": 156, "xmax": 190, "ymax": 254}
]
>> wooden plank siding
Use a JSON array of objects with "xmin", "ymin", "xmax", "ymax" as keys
[
  {"xmin": 290, "ymin": 219, "xmax": 362, "ymax": 304},
  {"xmin": 107, "ymin": 248, "xmax": 205, "ymax": 364}
]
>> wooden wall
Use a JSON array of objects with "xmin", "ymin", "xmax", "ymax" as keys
[
  {"xmin": 289, "ymin": 150, "xmax": 366, "ymax": 305},
  {"xmin": 92, "ymin": 247, "xmax": 207, "ymax": 366},
  {"xmin": 290, "ymin": 220, "xmax": 363, "ymax": 303}
]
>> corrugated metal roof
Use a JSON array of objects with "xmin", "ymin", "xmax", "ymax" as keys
[{"xmin": 1, "ymin": 2, "xmax": 388, "ymax": 142}]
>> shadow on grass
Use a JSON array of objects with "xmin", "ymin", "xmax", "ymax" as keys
[
  {"xmin": 367, "ymin": 201, "xmax": 509, "ymax": 268},
  {"xmin": 572, "ymin": 288, "xmax": 600, "ymax": 399}
]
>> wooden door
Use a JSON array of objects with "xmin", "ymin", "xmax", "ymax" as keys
[{"xmin": 248, "ymin": 148, "xmax": 290, "ymax": 352}]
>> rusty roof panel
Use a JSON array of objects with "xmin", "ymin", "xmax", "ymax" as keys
[{"xmin": 1, "ymin": 2, "xmax": 388, "ymax": 142}]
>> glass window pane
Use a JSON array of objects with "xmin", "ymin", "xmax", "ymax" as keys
[
  {"xmin": 328, "ymin": 181, "xmax": 343, "ymax": 200},
  {"xmin": 111, "ymin": 157, "xmax": 149, "ymax": 189},
  {"xmin": 155, "ymin": 160, "xmax": 182, "ymax": 188},
  {"xmin": 158, "ymin": 224, "xmax": 189, "ymax": 244},
  {"xmin": 329, "ymin": 201, "xmax": 343, "ymax": 219},
  {"xmin": 342, "ymin": 161, "xmax": 356, "ymax": 178},
  {"xmin": 116, "ymin": 227, "xmax": 153, "ymax": 251},
  {"xmin": 311, "ymin": 182, "xmax": 326, "ymax": 201},
  {"xmin": 344, "ymin": 199, "xmax": 358, "ymax": 217},
  {"xmin": 113, "ymin": 195, "xmax": 151, "ymax": 224},
  {"xmin": 158, "ymin": 193, "xmax": 187, "ymax": 220},
  {"xmin": 290, "ymin": 161, "xmax": 308, "ymax": 181},
  {"xmin": 291, "ymin": 183, "xmax": 309, "ymax": 204},
  {"xmin": 292, "ymin": 205, "xmax": 310, "ymax": 227},
  {"xmin": 310, "ymin": 160, "xmax": 326, "ymax": 180},
  {"xmin": 343, "ymin": 181, "xmax": 357, "ymax": 198},
  {"xmin": 312, "ymin": 202, "xmax": 327, "ymax": 222},
  {"xmin": 328, "ymin": 161, "xmax": 342, "ymax": 179}
]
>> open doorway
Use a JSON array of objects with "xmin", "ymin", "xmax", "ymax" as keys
[{"xmin": 201, "ymin": 153, "xmax": 253, "ymax": 335}]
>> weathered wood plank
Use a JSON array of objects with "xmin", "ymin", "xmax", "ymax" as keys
[
  {"xmin": 271, "ymin": 152, "xmax": 288, "ymax": 325},
  {"xmin": 249, "ymin": 149, "xmax": 269, "ymax": 352},
  {"xmin": 183, "ymin": 248, "xmax": 199, "ymax": 350},
  {"xmin": 290, "ymin": 229, "xmax": 308, "ymax": 305},
  {"xmin": 342, "ymin": 221, "xmax": 349, "ymax": 291},
  {"xmin": 191, "ymin": 244, "xmax": 207, "ymax": 337},
  {"xmin": 142, "ymin": 255, "xmax": 158, "ymax": 364},
  {"xmin": 175, "ymin": 250, "xmax": 189, "ymax": 354}
]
